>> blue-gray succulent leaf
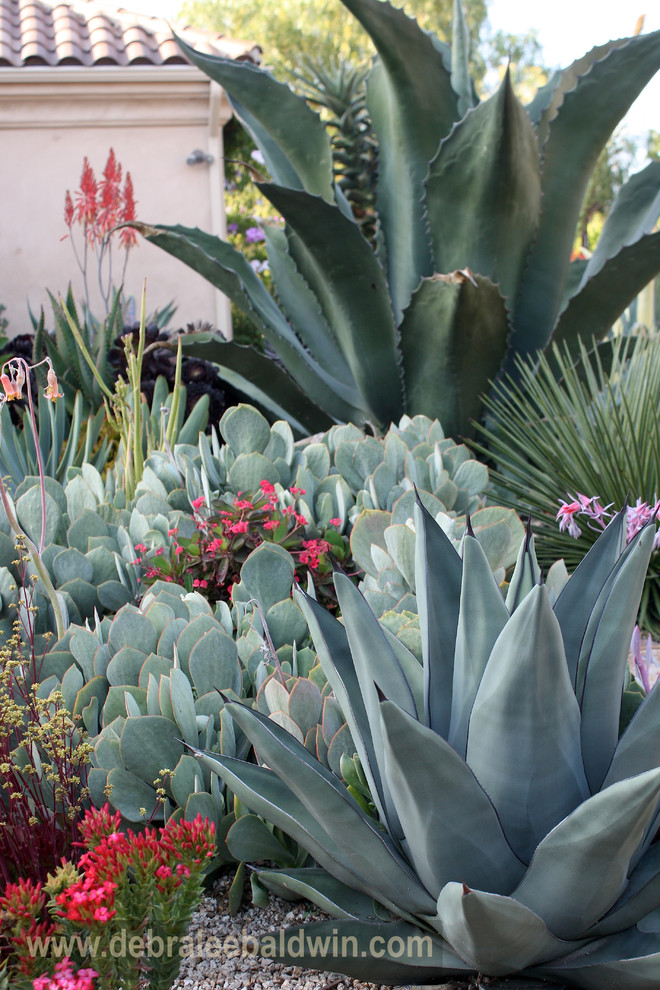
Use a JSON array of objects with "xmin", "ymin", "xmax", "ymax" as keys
[
  {"xmin": 254, "ymin": 867, "xmax": 383, "ymax": 920},
  {"xmin": 448, "ymin": 534, "xmax": 510, "ymax": 756},
  {"xmin": 466, "ymin": 585, "xmax": 589, "ymax": 864},
  {"xmin": 340, "ymin": 0, "xmax": 459, "ymax": 319},
  {"xmin": 379, "ymin": 699, "xmax": 525, "ymax": 899},
  {"xmin": 425, "ymin": 70, "xmax": 542, "ymax": 307},
  {"xmin": 512, "ymin": 767, "xmax": 660, "ymax": 939},
  {"xmin": 529, "ymin": 925, "xmax": 660, "ymax": 990},
  {"xmin": 434, "ymin": 883, "xmax": 586, "ymax": 975},
  {"xmin": 256, "ymin": 917, "xmax": 472, "ymax": 983},
  {"xmin": 219, "ymin": 701, "xmax": 436, "ymax": 917},
  {"xmin": 413, "ymin": 497, "xmax": 463, "ymax": 735},
  {"xmin": 577, "ymin": 525, "xmax": 655, "ymax": 792}
]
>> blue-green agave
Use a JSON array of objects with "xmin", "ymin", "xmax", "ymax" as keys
[
  {"xmin": 131, "ymin": 0, "xmax": 660, "ymax": 437},
  {"xmin": 191, "ymin": 502, "xmax": 660, "ymax": 987}
]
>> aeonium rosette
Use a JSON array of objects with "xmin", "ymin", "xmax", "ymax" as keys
[{"xmin": 133, "ymin": 479, "xmax": 355, "ymax": 609}]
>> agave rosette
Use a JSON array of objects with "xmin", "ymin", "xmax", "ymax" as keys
[{"xmin": 190, "ymin": 500, "xmax": 660, "ymax": 987}]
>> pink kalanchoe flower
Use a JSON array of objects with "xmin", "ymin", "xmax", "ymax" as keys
[
  {"xmin": 328, "ymin": 517, "xmax": 341, "ymax": 527},
  {"xmin": 191, "ymin": 496, "xmax": 206, "ymax": 511},
  {"xmin": 260, "ymin": 479, "xmax": 275, "ymax": 494}
]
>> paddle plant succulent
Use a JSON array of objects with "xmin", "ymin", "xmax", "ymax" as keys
[
  {"xmin": 190, "ymin": 500, "xmax": 660, "ymax": 987},
  {"xmin": 130, "ymin": 0, "xmax": 660, "ymax": 437}
]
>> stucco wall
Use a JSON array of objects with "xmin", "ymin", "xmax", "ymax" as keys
[{"xmin": 0, "ymin": 65, "xmax": 233, "ymax": 338}]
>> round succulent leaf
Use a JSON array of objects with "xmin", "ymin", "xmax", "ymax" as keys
[
  {"xmin": 105, "ymin": 646, "xmax": 149, "ymax": 687},
  {"xmin": 183, "ymin": 790, "xmax": 220, "ymax": 832},
  {"xmin": 119, "ymin": 715, "xmax": 185, "ymax": 789},
  {"xmin": 97, "ymin": 581, "xmax": 132, "ymax": 613},
  {"xmin": 70, "ymin": 628, "xmax": 100, "ymax": 680},
  {"xmin": 169, "ymin": 667, "xmax": 198, "ymax": 747},
  {"xmin": 65, "ymin": 475, "xmax": 100, "ymax": 519},
  {"xmin": 265, "ymin": 599, "xmax": 308, "ymax": 651},
  {"xmin": 88, "ymin": 767, "xmax": 109, "ymax": 808},
  {"xmin": 102, "ymin": 685, "xmax": 147, "ymax": 727},
  {"xmin": 268, "ymin": 710, "xmax": 305, "ymax": 744},
  {"xmin": 94, "ymin": 733, "xmax": 123, "ymax": 771},
  {"xmin": 176, "ymin": 614, "xmax": 229, "ymax": 676},
  {"xmin": 220, "ymin": 404, "xmax": 272, "ymax": 455},
  {"xmin": 73, "ymin": 675, "xmax": 108, "ymax": 722},
  {"xmin": 321, "ymin": 696, "xmax": 346, "ymax": 747},
  {"xmin": 288, "ymin": 678, "xmax": 323, "ymax": 738},
  {"xmin": 189, "ymin": 628, "xmax": 241, "ymax": 697},
  {"xmin": 138, "ymin": 653, "xmax": 174, "ymax": 690},
  {"xmin": 67, "ymin": 510, "xmax": 109, "ymax": 552},
  {"xmin": 228, "ymin": 452, "xmax": 280, "ymax": 492},
  {"xmin": 16, "ymin": 487, "xmax": 62, "ymax": 546},
  {"xmin": 326, "ymin": 724, "xmax": 355, "ymax": 777},
  {"xmin": 107, "ymin": 609, "xmax": 158, "ymax": 657},
  {"xmin": 170, "ymin": 753, "xmax": 205, "ymax": 808},
  {"xmin": 301, "ymin": 442, "xmax": 331, "ymax": 480},
  {"xmin": 106, "ymin": 766, "xmax": 161, "ymax": 822},
  {"xmin": 469, "ymin": 506, "xmax": 526, "ymax": 572},
  {"xmin": 93, "ymin": 643, "xmax": 111, "ymax": 678},
  {"xmin": 239, "ymin": 542, "xmax": 295, "ymax": 614},
  {"xmin": 60, "ymin": 663, "xmax": 84, "ymax": 714},
  {"xmin": 155, "ymin": 617, "xmax": 188, "ymax": 660},
  {"xmin": 263, "ymin": 674, "xmax": 291, "ymax": 716},
  {"xmin": 350, "ymin": 510, "xmax": 391, "ymax": 577},
  {"xmin": 195, "ymin": 691, "xmax": 224, "ymax": 730},
  {"xmin": 85, "ymin": 546, "xmax": 120, "ymax": 585},
  {"xmin": 58, "ymin": 578, "xmax": 98, "ymax": 620},
  {"xmin": 143, "ymin": 601, "xmax": 177, "ymax": 640},
  {"xmin": 384, "ymin": 523, "xmax": 417, "ymax": 591}
]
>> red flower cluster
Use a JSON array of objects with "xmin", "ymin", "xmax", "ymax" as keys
[
  {"xmin": 64, "ymin": 149, "xmax": 137, "ymax": 249},
  {"xmin": 0, "ymin": 879, "xmax": 57, "ymax": 975},
  {"xmin": 133, "ymin": 481, "xmax": 352, "ymax": 609}
]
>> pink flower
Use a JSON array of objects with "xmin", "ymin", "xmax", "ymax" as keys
[
  {"xmin": 230, "ymin": 520, "xmax": 249, "ymax": 534},
  {"xmin": 263, "ymin": 520, "xmax": 279, "ymax": 530},
  {"xmin": 556, "ymin": 498, "xmax": 582, "ymax": 539},
  {"xmin": 191, "ymin": 496, "xmax": 206, "ymax": 510},
  {"xmin": 289, "ymin": 486, "xmax": 306, "ymax": 496},
  {"xmin": 260, "ymin": 479, "xmax": 275, "ymax": 494},
  {"xmin": 193, "ymin": 579, "xmax": 208, "ymax": 589},
  {"xmin": 233, "ymin": 498, "xmax": 254, "ymax": 511},
  {"xmin": 329, "ymin": 518, "xmax": 341, "ymax": 527}
]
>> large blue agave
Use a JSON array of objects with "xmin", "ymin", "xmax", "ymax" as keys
[
  {"xmin": 191, "ymin": 504, "xmax": 660, "ymax": 987},
  {"xmin": 132, "ymin": 0, "xmax": 660, "ymax": 437}
]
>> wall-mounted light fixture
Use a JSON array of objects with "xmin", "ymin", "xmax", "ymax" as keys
[{"xmin": 186, "ymin": 149, "xmax": 214, "ymax": 165}]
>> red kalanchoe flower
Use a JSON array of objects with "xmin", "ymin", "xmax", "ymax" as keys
[{"xmin": 76, "ymin": 804, "xmax": 122, "ymax": 850}]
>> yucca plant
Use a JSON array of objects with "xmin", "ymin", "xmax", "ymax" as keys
[
  {"xmin": 129, "ymin": 0, "xmax": 660, "ymax": 438},
  {"xmin": 474, "ymin": 333, "xmax": 660, "ymax": 633},
  {"xmin": 190, "ymin": 499, "xmax": 660, "ymax": 988}
]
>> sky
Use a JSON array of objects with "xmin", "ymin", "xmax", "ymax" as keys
[{"xmin": 128, "ymin": 0, "xmax": 659, "ymax": 145}]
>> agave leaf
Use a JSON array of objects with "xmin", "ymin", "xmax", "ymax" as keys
[
  {"xmin": 578, "ymin": 526, "xmax": 654, "ymax": 792},
  {"xmin": 341, "ymin": 0, "xmax": 459, "ymax": 317},
  {"xmin": 553, "ymin": 508, "xmax": 627, "ymax": 689},
  {"xmin": 450, "ymin": 0, "xmax": 476, "ymax": 119},
  {"xmin": 192, "ymin": 743, "xmax": 435, "ymax": 919},
  {"xmin": 587, "ymin": 843, "xmax": 660, "ymax": 937},
  {"xmin": 603, "ymin": 681, "xmax": 660, "ymax": 788},
  {"xmin": 295, "ymin": 588, "xmax": 394, "ymax": 835},
  {"xmin": 414, "ymin": 498, "xmax": 463, "ymax": 735},
  {"xmin": 255, "ymin": 868, "xmax": 381, "ymax": 919},
  {"xmin": 380, "ymin": 700, "xmax": 525, "ymax": 898},
  {"xmin": 530, "ymin": 926, "xmax": 660, "ymax": 990},
  {"xmin": 168, "ymin": 332, "xmax": 335, "ymax": 436},
  {"xmin": 448, "ymin": 535, "xmax": 510, "ymax": 757},
  {"xmin": 398, "ymin": 274, "xmax": 511, "ymax": 438},
  {"xmin": 263, "ymin": 226, "xmax": 356, "ymax": 384},
  {"xmin": 466, "ymin": 585, "xmax": 589, "ymax": 863},
  {"xmin": 434, "ymin": 882, "xmax": 583, "ymax": 975},
  {"xmin": 579, "ymin": 161, "xmax": 660, "ymax": 288},
  {"xmin": 513, "ymin": 767, "xmax": 660, "ymax": 939},
  {"xmin": 504, "ymin": 523, "xmax": 540, "ymax": 612},
  {"xmin": 426, "ymin": 71, "xmax": 542, "ymax": 306},
  {"xmin": 511, "ymin": 28, "xmax": 660, "ymax": 360},
  {"xmin": 257, "ymin": 183, "xmax": 403, "ymax": 428},
  {"xmin": 193, "ymin": 749, "xmax": 402, "ymax": 911},
  {"xmin": 552, "ymin": 232, "xmax": 660, "ymax": 352},
  {"xmin": 131, "ymin": 223, "xmax": 366, "ymax": 425},
  {"xmin": 174, "ymin": 35, "xmax": 334, "ymax": 201},
  {"xmin": 257, "ymin": 918, "xmax": 470, "ymax": 983},
  {"xmin": 221, "ymin": 701, "xmax": 434, "ymax": 916},
  {"xmin": 380, "ymin": 625, "xmax": 424, "ymax": 716}
]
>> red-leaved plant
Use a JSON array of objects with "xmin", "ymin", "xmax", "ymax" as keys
[{"xmin": 133, "ymin": 479, "xmax": 356, "ymax": 610}]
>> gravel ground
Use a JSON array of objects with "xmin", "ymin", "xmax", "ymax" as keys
[{"xmin": 170, "ymin": 873, "xmax": 390, "ymax": 990}]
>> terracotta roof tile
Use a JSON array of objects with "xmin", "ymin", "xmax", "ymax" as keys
[{"xmin": 0, "ymin": 0, "xmax": 261, "ymax": 67}]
